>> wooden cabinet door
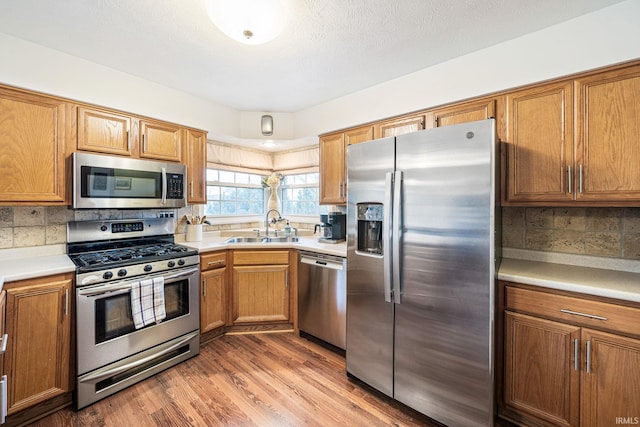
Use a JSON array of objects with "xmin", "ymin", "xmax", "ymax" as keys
[
  {"xmin": 201, "ymin": 267, "xmax": 227, "ymax": 333},
  {"xmin": 0, "ymin": 88, "xmax": 68, "ymax": 204},
  {"xmin": 232, "ymin": 265, "xmax": 289, "ymax": 324},
  {"xmin": 319, "ymin": 132, "xmax": 346, "ymax": 204},
  {"xmin": 581, "ymin": 329, "xmax": 640, "ymax": 427},
  {"xmin": 374, "ymin": 114, "xmax": 425, "ymax": 139},
  {"xmin": 139, "ymin": 119, "xmax": 182, "ymax": 162},
  {"xmin": 183, "ymin": 128, "xmax": 207, "ymax": 204},
  {"xmin": 427, "ymin": 98, "xmax": 496, "ymax": 129},
  {"xmin": 344, "ymin": 125, "xmax": 373, "ymax": 146},
  {"xmin": 77, "ymin": 106, "xmax": 132, "ymax": 156},
  {"xmin": 504, "ymin": 311, "xmax": 580, "ymax": 427},
  {"xmin": 575, "ymin": 66, "xmax": 640, "ymax": 203},
  {"xmin": 4, "ymin": 275, "xmax": 72, "ymax": 414},
  {"xmin": 504, "ymin": 82, "xmax": 574, "ymax": 203}
]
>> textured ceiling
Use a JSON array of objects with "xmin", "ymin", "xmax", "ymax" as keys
[{"xmin": 0, "ymin": 0, "xmax": 626, "ymax": 115}]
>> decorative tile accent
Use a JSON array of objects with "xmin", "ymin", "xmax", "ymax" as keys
[{"xmin": 14, "ymin": 207, "xmax": 45, "ymax": 226}]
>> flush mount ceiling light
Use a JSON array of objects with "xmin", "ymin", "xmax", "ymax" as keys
[{"xmin": 203, "ymin": 0, "xmax": 288, "ymax": 45}]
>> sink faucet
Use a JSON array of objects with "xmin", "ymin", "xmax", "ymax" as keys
[{"xmin": 265, "ymin": 209, "xmax": 282, "ymax": 237}]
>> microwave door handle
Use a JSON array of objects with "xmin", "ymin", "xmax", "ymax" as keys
[{"xmin": 161, "ymin": 167, "xmax": 167, "ymax": 204}]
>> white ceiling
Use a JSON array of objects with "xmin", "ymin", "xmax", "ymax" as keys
[{"xmin": 0, "ymin": 0, "xmax": 627, "ymax": 129}]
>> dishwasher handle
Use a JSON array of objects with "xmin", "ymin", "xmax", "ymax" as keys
[{"xmin": 300, "ymin": 256, "xmax": 344, "ymax": 271}]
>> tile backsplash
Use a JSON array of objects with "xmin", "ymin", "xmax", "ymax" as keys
[
  {"xmin": 502, "ymin": 207, "xmax": 640, "ymax": 260},
  {"xmin": 0, "ymin": 205, "xmax": 317, "ymax": 249},
  {"xmin": 3, "ymin": 205, "xmax": 639, "ymax": 260}
]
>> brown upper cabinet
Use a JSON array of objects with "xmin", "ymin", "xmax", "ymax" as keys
[
  {"xmin": 183, "ymin": 128, "xmax": 207, "ymax": 204},
  {"xmin": 77, "ymin": 106, "xmax": 183, "ymax": 162},
  {"xmin": 574, "ymin": 66, "xmax": 640, "ymax": 203},
  {"xmin": 504, "ymin": 63, "xmax": 640, "ymax": 206},
  {"xmin": 426, "ymin": 98, "xmax": 496, "ymax": 129},
  {"xmin": 77, "ymin": 106, "xmax": 133, "ymax": 156},
  {"xmin": 0, "ymin": 86, "xmax": 70, "ymax": 205},
  {"xmin": 319, "ymin": 125, "xmax": 373, "ymax": 205},
  {"xmin": 139, "ymin": 118, "xmax": 182, "ymax": 162},
  {"xmin": 373, "ymin": 113, "xmax": 425, "ymax": 139},
  {"xmin": 504, "ymin": 81, "xmax": 574, "ymax": 203}
]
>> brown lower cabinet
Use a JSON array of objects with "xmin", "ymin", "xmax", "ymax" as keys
[
  {"xmin": 198, "ymin": 249, "xmax": 297, "ymax": 341},
  {"xmin": 3, "ymin": 273, "xmax": 73, "ymax": 425},
  {"xmin": 500, "ymin": 281, "xmax": 640, "ymax": 427}
]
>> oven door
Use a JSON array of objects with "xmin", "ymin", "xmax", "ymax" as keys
[{"xmin": 76, "ymin": 265, "xmax": 199, "ymax": 376}]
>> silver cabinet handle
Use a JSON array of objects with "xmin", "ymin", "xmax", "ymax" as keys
[
  {"xmin": 285, "ymin": 271, "xmax": 289, "ymax": 289},
  {"xmin": 567, "ymin": 165, "xmax": 572, "ymax": 194},
  {"xmin": 65, "ymin": 288, "xmax": 69, "ymax": 316},
  {"xmin": 142, "ymin": 134, "xmax": 147, "ymax": 153},
  {"xmin": 190, "ymin": 180, "xmax": 194, "ymax": 197},
  {"xmin": 0, "ymin": 374, "xmax": 6, "ymax": 425},
  {"xmin": 203, "ymin": 278, "xmax": 207, "ymax": 297},
  {"xmin": 560, "ymin": 309, "xmax": 607, "ymax": 321},
  {"xmin": 586, "ymin": 340, "xmax": 592, "ymax": 373},
  {"xmin": 573, "ymin": 338, "xmax": 579, "ymax": 371},
  {"xmin": 126, "ymin": 130, "xmax": 130, "ymax": 151},
  {"xmin": 579, "ymin": 164, "xmax": 583, "ymax": 193},
  {"xmin": 0, "ymin": 334, "xmax": 8, "ymax": 354},
  {"xmin": 207, "ymin": 260, "xmax": 225, "ymax": 266}
]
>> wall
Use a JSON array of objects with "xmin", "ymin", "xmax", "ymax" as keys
[{"xmin": 1, "ymin": 1, "xmax": 639, "ymax": 141}]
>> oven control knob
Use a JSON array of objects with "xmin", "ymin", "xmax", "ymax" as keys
[
  {"xmin": 100, "ymin": 225, "xmax": 108, "ymax": 232},
  {"xmin": 144, "ymin": 264, "xmax": 152, "ymax": 272},
  {"xmin": 117, "ymin": 269, "xmax": 127, "ymax": 277},
  {"xmin": 103, "ymin": 271, "xmax": 113, "ymax": 280},
  {"xmin": 178, "ymin": 259, "xmax": 185, "ymax": 266},
  {"xmin": 168, "ymin": 261, "xmax": 176, "ymax": 268}
]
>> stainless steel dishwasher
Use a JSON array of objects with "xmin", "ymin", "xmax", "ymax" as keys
[{"xmin": 298, "ymin": 250, "xmax": 346, "ymax": 350}]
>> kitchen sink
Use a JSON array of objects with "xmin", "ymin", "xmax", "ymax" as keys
[
  {"xmin": 225, "ymin": 236, "xmax": 300, "ymax": 244},
  {"xmin": 263, "ymin": 236, "xmax": 300, "ymax": 243}
]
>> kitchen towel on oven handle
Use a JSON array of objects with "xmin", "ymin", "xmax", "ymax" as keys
[{"xmin": 130, "ymin": 277, "xmax": 167, "ymax": 329}]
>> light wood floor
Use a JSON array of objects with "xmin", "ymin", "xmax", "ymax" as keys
[{"xmin": 29, "ymin": 332, "xmax": 442, "ymax": 426}]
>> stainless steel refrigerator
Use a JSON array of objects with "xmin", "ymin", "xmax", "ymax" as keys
[{"xmin": 346, "ymin": 119, "xmax": 500, "ymax": 427}]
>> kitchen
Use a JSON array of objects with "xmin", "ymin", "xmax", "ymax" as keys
[{"xmin": 1, "ymin": 0, "xmax": 640, "ymax": 426}]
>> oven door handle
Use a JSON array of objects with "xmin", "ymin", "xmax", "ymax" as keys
[
  {"xmin": 78, "ymin": 330, "xmax": 199, "ymax": 383},
  {"xmin": 77, "ymin": 267, "xmax": 199, "ymax": 297}
]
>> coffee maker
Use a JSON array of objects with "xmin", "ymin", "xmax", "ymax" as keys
[{"xmin": 314, "ymin": 212, "xmax": 346, "ymax": 243}]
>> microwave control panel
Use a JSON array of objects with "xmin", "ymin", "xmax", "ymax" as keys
[{"xmin": 166, "ymin": 174, "xmax": 185, "ymax": 199}]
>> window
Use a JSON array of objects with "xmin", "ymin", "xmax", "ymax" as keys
[
  {"xmin": 205, "ymin": 169, "xmax": 264, "ymax": 216},
  {"xmin": 281, "ymin": 172, "xmax": 328, "ymax": 216}
]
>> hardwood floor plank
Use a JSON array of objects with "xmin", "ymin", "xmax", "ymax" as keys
[{"xmin": 27, "ymin": 333, "xmax": 441, "ymax": 427}]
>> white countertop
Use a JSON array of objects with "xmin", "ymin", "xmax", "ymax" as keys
[
  {"xmin": 499, "ymin": 249, "xmax": 640, "ymax": 303},
  {"xmin": 178, "ymin": 233, "xmax": 347, "ymax": 257},
  {"xmin": 0, "ymin": 244, "xmax": 76, "ymax": 283}
]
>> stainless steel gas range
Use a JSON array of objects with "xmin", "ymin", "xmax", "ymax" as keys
[{"xmin": 67, "ymin": 218, "xmax": 200, "ymax": 409}]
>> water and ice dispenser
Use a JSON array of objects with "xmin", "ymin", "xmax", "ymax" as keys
[{"xmin": 357, "ymin": 203, "xmax": 383, "ymax": 255}]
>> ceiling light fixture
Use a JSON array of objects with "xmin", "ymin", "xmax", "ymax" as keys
[{"xmin": 203, "ymin": 0, "xmax": 288, "ymax": 45}]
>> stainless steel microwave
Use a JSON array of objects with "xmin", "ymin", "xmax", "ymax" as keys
[{"xmin": 72, "ymin": 152, "xmax": 187, "ymax": 209}]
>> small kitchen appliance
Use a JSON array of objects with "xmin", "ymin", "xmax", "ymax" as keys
[
  {"xmin": 67, "ymin": 218, "xmax": 200, "ymax": 409},
  {"xmin": 314, "ymin": 212, "xmax": 346, "ymax": 243}
]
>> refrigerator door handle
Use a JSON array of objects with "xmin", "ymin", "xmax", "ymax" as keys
[
  {"xmin": 392, "ymin": 170, "xmax": 402, "ymax": 304},
  {"xmin": 383, "ymin": 172, "xmax": 393, "ymax": 303}
]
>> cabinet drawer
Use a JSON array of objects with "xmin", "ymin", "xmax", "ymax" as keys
[
  {"xmin": 233, "ymin": 250, "xmax": 289, "ymax": 266},
  {"xmin": 200, "ymin": 251, "xmax": 226, "ymax": 271},
  {"xmin": 505, "ymin": 285, "xmax": 640, "ymax": 338}
]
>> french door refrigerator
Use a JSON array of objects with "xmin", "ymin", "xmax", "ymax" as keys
[{"xmin": 346, "ymin": 119, "xmax": 500, "ymax": 427}]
